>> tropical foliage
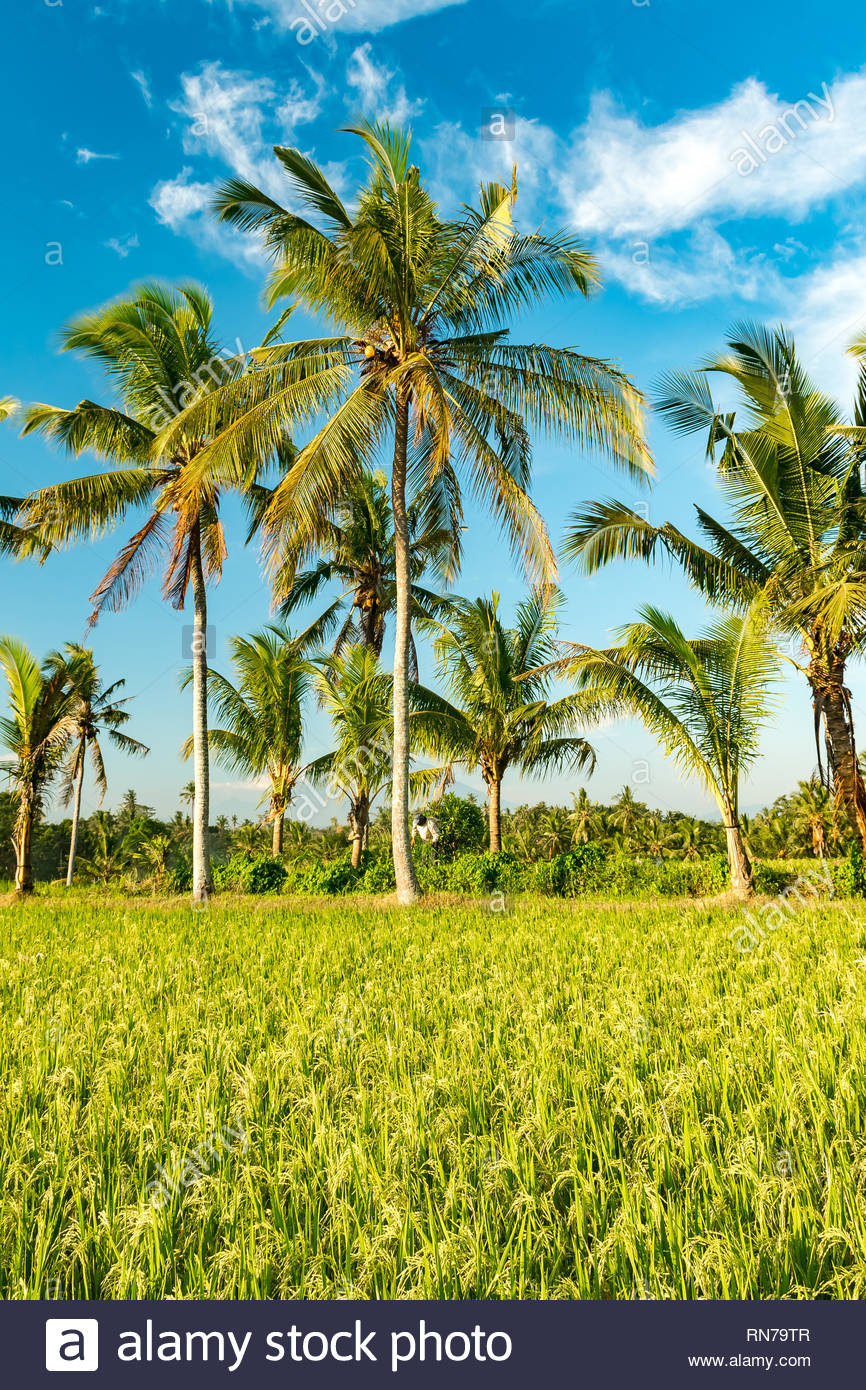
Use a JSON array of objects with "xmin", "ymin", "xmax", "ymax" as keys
[
  {"xmin": 412, "ymin": 589, "xmax": 596, "ymax": 850},
  {"xmin": 565, "ymin": 607, "xmax": 780, "ymax": 895},
  {"xmin": 566, "ymin": 323, "xmax": 866, "ymax": 849},
  {"xmin": 153, "ymin": 120, "xmax": 650, "ymax": 901}
]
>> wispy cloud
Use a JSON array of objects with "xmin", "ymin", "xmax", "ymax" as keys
[
  {"xmin": 131, "ymin": 69, "xmax": 152, "ymax": 107},
  {"xmin": 76, "ymin": 147, "xmax": 120, "ymax": 164},
  {"xmin": 105, "ymin": 232, "xmax": 139, "ymax": 258},
  {"xmin": 151, "ymin": 61, "xmax": 330, "ymax": 261},
  {"xmin": 345, "ymin": 43, "xmax": 423, "ymax": 123},
  {"xmin": 230, "ymin": 0, "xmax": 466, "ymax": 36}
]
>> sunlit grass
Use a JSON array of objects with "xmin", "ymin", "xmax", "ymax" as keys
[{"xmin": 2, "ymin": 894, "xmax": 865, "ymax": 1299}]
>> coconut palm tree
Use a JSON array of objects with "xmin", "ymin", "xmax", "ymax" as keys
[
  {"xmin": 76, "ymin": 809, "xmax": 127, "ymax": 886},
  {"xmin": 45, "ymin": 644, "xmax": 149, "ymax": 887},
  {"xmin": 306, "ymin": 645, "xmax": 394, "ymax": 867},
  {"xmin": 306, "ymin": 644, "xmax": 440, "ymax": 868},
  {"xmin": 566, "ymin": 322, "xmax": 866, "ymax": 850},
  {"xmin": 788, "ymin": 778, "xmax": 835, "ymax": 857},
  {"xmin": 18, "ymin": 283, "xmax": 267, "ymax": 903},
  {"xmin": 538, "ymin": 805, "xmax": 574, "ymax": 859},
  {"xmin": 608, "ymin": 785, "xmax": 648, "ymax": 845},
  {"xmin": 569, "ymin": 787, "xmax": 605, "ymax": 845},
  {"xmin": 184, "ymin": 624, "xmax": 313, "ymax": 857},
  {"xmin": 568, "ymin": 607, "xmax": 780, "ymax": 897},
  {"xmin": 0, "ymin": 637, "xmax": 77, "ymax": 894},
  {"xmin": 411, "ymin": 589, "xmax": 596, "ymax": 852},
  {"xmin": 677, "ymin": 815, "xmax": 719, "ymax": 860},
  {"xmin": 157, "ymin": 122, "xmax": 651, "ymax": 902},
  {"xmin": 272, "ymin": 469, "xmax": 458, "ymax": 678},
  {"xmin": 635, "ymin": 814, "xmax": 682, "ymax": 860}
]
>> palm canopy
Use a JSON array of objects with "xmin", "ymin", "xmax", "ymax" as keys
[
  {"xmin": 564, "ymin": 605, "xmax": 780, "ymax": 893},
  {"xmin": 274, "ymin": 468, "xmax": 457, "ymax": 669},
  {"xmin": 46, "ymin": 643, "xmax": 148, "ymax": 805},
  {"xmin": 411, "ymin": 588, "xmax": 596, "ymax": 849},
  {"xmin": 18, "ymin": 283, "xmax": 262, "ymax": 622},
  {"xmin": 0, "ymin": 636, "xmax": 79, "ymax": 892},
  {"xmin": 154, "ymin": 119, "xmax": 651, "ymax": 585},
  {"xmin": 565, "ymin": 321, "xmax": 866, "ymax": 846},
  {"xmin": 183, "ymin": 623, "xmax": 313, "ymax": 853},
  {"xmin": 0, "ymin": 398, "xmax": 49, "ymax": 560}
]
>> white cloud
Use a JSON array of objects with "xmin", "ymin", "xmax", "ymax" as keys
[
  {"xmin": 599, "ymin": 227, "xmax": 781, "ymax": 309},
  {"xmin": 105, "ymin": 233, "xmax": 139, "ymax": 258},
  {"xmin": 150, "ymin": 167, "xmax": 267, "ymax": 268},
  {"xmin": 787, "ymin": 246, "xmax": 866, "ymax": 396},
  {"xmin": 559, "ymin": 77, "xmax": 866, "ymax": 240},
  {"xmin": 171, "ymin": 63, "xmax": 287, "ymax": 198},
  {"xmin": 131, "ymin": 69, "xmax": 152, "ymax": 107},
  {"xmin": 152, "ymin": 62, "xmax": 332, "ymax": 263},
  {"xmin": 233, "ymin": 0, "xmax": 465, "ymax": 37},
  {"xmin": 76, "ymin": 147, "xmax": 120, "ymax": 164},
  {"xmin": 419, "ymin": 69, "xmax": 866, "ymax": 310},
  {"xmin": 345, "ymin": 43, "xmax": 423, "ymax": 124},
  {"xmin": 150, "ymin": 168, "xmax": 213, "ymax": 228}
]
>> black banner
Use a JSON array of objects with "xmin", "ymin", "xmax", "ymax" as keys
[{"xmin": 5, "ymin": 1299, "xmax": 861, "ymax": 1387}]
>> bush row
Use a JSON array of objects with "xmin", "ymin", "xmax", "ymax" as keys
[{"xmin": 209, "ymin": 845, "xmax": 862, "ymax": 899}]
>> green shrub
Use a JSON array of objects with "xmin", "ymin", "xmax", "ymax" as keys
[
  {"xmin": 168, "ymin": 859, "xmax": 192, "ymax": 893},
  {"xmin": 360, "ymin": 854, "xmax": 396, "ymax": 893},
  {"xmin": 534, "ymin": 844, "xmax": 606, "ymax": 896},
  {"xmin": 832, "ymin": 843, "xmax": 866, "ymax": 897},
  {"xmin": 430, "ymin": 794, "xmax": 487, "ymax": 861},
  {"xmin": 285, "ymin": 854, "xmax": 363, "ymax": 896},
  {"xmin": 213, "ymin": 852, "xmax": 286, "ymax": 894},
  {"xmin": 245, "ymin": 855, "xmax": 287, "ymax": 894}
]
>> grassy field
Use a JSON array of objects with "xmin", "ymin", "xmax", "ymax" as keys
[{"xmin": 2, "ymin": 892, "xmax": 866, "ymax": 1300}]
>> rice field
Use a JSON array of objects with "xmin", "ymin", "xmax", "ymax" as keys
[{"xmin": 2, "ymin": 891, "xmax": 866, "ymax": 1300}]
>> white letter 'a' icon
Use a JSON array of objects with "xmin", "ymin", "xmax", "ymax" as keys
[{"xmin": 45, "ymin": 1319, "xmax": 99, "ymax": 1372}]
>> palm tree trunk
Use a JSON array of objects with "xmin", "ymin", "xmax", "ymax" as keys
[
  {"xmin": 189, "ymin": 520, "xmax": 212, "ymax": 904},
  {"xmin": 350, "ymin": 792, "xmax": 369, "ymax": 869},
  {"xmin": 722, "ymin": 799, "xmax": 753, "ymax": 898},
  {"xmin": 14, "ymin": 792, "xmax": 35, "ymax": 895},
  {"xmin": 65, "ymin": 742, "xmax": 86, "ymax": 887},
  {"xmin": 272, "ymin": 813, "xmax": 284, "ymax": 858},
  {"xmin": 488, "ymin": 778, "xmax": 502, "ymax": 852},
  {"xmin": 811, "ymin": 664, "xmax": 866, "ymax": 851},
  {"xmin": 390, "ymin": 386, "xmax": 421, "ymax": 904}
]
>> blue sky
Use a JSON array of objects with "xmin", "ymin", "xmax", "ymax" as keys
[{"xmin": 3, "ymin": 0, "xmax": 866, "ymax": 823}]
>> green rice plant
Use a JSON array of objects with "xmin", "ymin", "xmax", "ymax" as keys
[{"xmin": 2, "ymin": 895, "xmax": 865, "ymax": 1299}]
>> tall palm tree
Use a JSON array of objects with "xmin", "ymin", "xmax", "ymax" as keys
[
  {"xmin": 566, "ymin": 323, "xmax": 866, "ymax": 850},
  {"xmin": 18, "ymin": 283, "xmax": 265, "ymax": 903},
  {"xmin": 184, "ymin": 624, "xmax": 312, "ymax": 857},
  {"xmin": 0, "ymin": 637, "xmax": 77, "ymax": 894},
  {"xmin": 155, "ymin": 121, "xmax": 651, "ymax": 902},
  {"xmin": 273, "ymin": 468, "xmax": 457, "ymax": 678},
  {"xmin": 45, "ymin": 644, "xmax": 148, "ymax": 887},
  {"xmin": 411, "ymin": 589, "xmax": 596, "ymax": 852},
  {"xmin": 567, "ymin": 607, "xmax": 780, "ymax": 897},
  {"xmin": 306, "ymin": 644, "xmax": 440, "ymax": 867}
]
